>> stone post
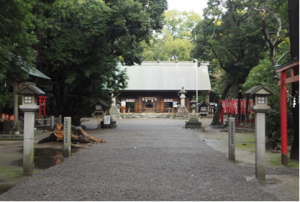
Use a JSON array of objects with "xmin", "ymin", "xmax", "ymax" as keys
[
  {"xmin": 228, "ymin": 117, "xmax": 235, "ymax": 161},
  {"xmin": 202, "ymin": 116, "xmax": 205, "ymax": 131},
  {"xmin": 58, "ymin": 115, "xmax": 62, "ymax": 124},
  {"xmin": 50, "ymin": 116, "xmax": 55, "ymax": 130},
  {"xmin": 255, "ymin": 112, "xmax": 266, "ymax": 178},
  {"xmin": 63, "ymin": 117, "xmax": 71, "ymax": 157},
  {"xmin": 23, "ymin": 111, "xmax": 35, "ymax": 176},
  {"xmin": 97, "ymin": 115, "xmax": 101, "ymax": 129}
]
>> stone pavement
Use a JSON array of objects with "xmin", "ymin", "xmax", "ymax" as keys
[{"xmin": 0, "ymin": 118, "xmax": 298, "ymax": 201}]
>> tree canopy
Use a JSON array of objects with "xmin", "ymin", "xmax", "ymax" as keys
[
  {"xmin": 141, "ymin": 10, "xmax": 201, "ymax": 61},
  {"xmin": 33, "ymin": 0, "xmax": 167, "ymax": 123}
]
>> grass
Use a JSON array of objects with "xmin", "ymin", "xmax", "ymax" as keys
[{"xmin": 233, "ymin": 133, "xmax": 299, "ymax": 167}]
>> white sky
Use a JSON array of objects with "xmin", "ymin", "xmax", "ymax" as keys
[{"xmin": 167, "ymin": 0, "xmax": 209, "ymax": 16}]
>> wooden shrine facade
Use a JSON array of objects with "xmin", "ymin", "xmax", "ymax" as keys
[{"xmin": 117, "ymin": 61, "xmax": 212, "ymax": 113}]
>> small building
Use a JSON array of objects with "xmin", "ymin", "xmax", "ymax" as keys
[{"xmin": 117, "ymin": 61, "xmax": 211, "ymax": 113}]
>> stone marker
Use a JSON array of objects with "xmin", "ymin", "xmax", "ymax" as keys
[
  {"xmin": 63, "ymin": 117, "xmax": 71, "ymax": 157},
  {"xmin": 228, "ymin": 117, "xmax": 235, "ymax": 161},
  {"xmin": 255, "ymin": 113, "xmax": 266, "ymax": 178},
  {"xmin": 50, "ymin": 116, "xmax": 55, "ymax": 130},
  {"xmin": 23, "ymin": 112, "xmax": 35, "ymax": 176},
  {"xmin": 59, "ymin": 115, "xmax": 62, "ymax": 124}
]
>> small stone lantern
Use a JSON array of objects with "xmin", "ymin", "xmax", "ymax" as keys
[
  {"xmin": 245, "ymin": 83, "xmax": 273, "ymax": 179},
  {"xmin": 17, "ymin": 84, "xmax": 45, "ymax": 112},
  {"xmin": 197, "ymin": 101, "xmax": 209, "ymax": 117},
  {"xmin": 16, "ymin": 83, "xmax": 45, "ymax": 176},
  {"xmin": 91, "ymin": 99, "xmax": 108, "ymax": 129},
  {"xmin": 197, "ymin": 101, "xmax": 209, "ymax": 131},
  {"xmin": 91, "ymin": 99, "xmax": 108, "ymax": 115},
  {"xmin": 245, "ymin": 83, "xmax": 274, "ymax": 113}
]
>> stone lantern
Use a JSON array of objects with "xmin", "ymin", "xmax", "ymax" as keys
[
  {"xmin": 176, "ymin": 87, "xmax": 189, "ymax": 119},
  {"xmin": 245, "ymin": 83, "xmax": 274, "ymax": 179},
  {"xmin": 178, "ymin": 86, "xmax": 187, "ymax": 107},
  {"xmin": 108, "ymin": 90, "xmax": 120, "ymax": 120},
  {"xmin": 16, "ymin": 82, "xmax": 45, "ymax": 176},
  {"xmin": 190, "ymin": 95, "xmax": 197, "ymax": 114}
]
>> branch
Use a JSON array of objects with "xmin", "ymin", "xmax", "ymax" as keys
[
  {"xmin": 203, "ymin": 19, "xmax": 229, "ymax": 73},
  {"xmin": 254, "ymin": 7, "xmax": 276, "ymax": 65},
  {"xmin": 272, "ymin": 13, "xmax": 282, "ymax": 47},
  {"xmin": 276, "ymin": 50, "xmax": 290, "ymax": 65}
]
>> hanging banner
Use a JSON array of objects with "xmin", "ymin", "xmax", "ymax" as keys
[{"xmin": 221, "ymin": 99, "xmax": 253, "ymax": 115}]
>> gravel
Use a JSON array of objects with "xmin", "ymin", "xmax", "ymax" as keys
[{"xmin": 0, "ymin": 118, "xmax": 298, "ymax": 201}]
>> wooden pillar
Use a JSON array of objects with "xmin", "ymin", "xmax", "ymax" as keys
[
  {"xmin": 186, "ymin": 98, "xmax": 190, "ymax": 112},
  {"xmin": 135, "ymin": 97, "xmax": 139, "ymax": 113},
  {"xmin": 156, "ymin": 97, "xmax": 160, "ymax": 112},
  {"xmin": 280, "ymin": 70, "xmax": 288, "ymax": 165},
  {"xmin": 138, "ymin": 97, "xmax": 142, "ymax": 112},
  {"xmin": 160, "ymin": 98, "xmax": 164, "ymax": 113}
]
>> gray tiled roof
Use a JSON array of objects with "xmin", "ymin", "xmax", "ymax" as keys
[{"xmin": 119, "ymin": 61, "xmax": 211, "ymax": 91}]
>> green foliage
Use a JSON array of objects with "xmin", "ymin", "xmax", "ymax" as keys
[
  {"xmin": 243, "ymin": 55, "xmax": 293, "ymax": 142},
  {"xmin": 35, "ymin": 0, "xmax": 166, "ymax": 117},
  {"xmin": 192, "ymin": 0, "xmax": 290, "ymax": 129},
  {"xmin": 0, "ymin": 0, "xmax": 37, "ymax": 81},
  {"xmin": 0, "ymin": 0, "xmax": 37, "ymax": 109},
  {"xmin": 141, "ymin": 10, "xmax": 201, "ymax": 61}
]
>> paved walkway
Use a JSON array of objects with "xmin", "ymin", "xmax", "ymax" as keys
[{"xmin": 0, "ymin": 118, "xmax": 298, "ymax": 200}]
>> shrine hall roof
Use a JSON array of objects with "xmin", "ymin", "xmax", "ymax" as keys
[{"xmin": 118, "ymin": 61, "xmax": 211, "ymax": 91}]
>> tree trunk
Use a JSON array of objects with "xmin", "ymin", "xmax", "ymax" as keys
[
  {"xmin": 38, "ymin": 123, "xmax": 105, "ymax": 144},
  {"xmin": 211, "ymin": 83, "xmax": 233, "ymax": 125},
  {"xmin": 288, "ymin": 0, "xmax": 299, "ymax": 160}
]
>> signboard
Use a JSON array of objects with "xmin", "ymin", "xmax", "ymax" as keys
[
  {"xmin": 104, "ymin": 115, "xmax": 111, "ymax": 125},
  {"xmin": 121, "ymin": 101, "xmax": 126, "ymax": 107}
]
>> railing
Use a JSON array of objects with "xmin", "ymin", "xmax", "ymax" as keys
[{"xmin": 19, "ymin": 115, "xmax": 62, "ymax": 132}]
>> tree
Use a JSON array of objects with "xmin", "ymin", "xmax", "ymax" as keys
[
  {"xmin": 0, "ymin": 0, "xmax": 37, "ymax": 108},
  {"xmin": 141, "ymin": 10, "xmax": 201, "ymax": 61},
  {"xmin": 35, "ymin": 0, "xmax": 167, "ymax": 124},
  {"xmin": 192, "ymin": 0, "xmax": 267, "ymax": 125}
]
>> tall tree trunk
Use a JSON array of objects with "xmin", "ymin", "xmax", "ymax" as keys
[
  {"xmin": 288, "ymin": 0, "xmax": 299, "ymax": 160},
  {"xmin": 211, "ymin": 83, "xmax": 233, "ymax": 125}
]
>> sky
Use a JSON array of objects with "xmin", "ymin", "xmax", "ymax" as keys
[{"xmin": 167, "ymin": 0, "xmax": 209, "ymax": 16}]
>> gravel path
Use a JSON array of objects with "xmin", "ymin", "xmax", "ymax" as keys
[{"xmin": 0, "ymin": 119, "xmax": 297, "ymax": 200}]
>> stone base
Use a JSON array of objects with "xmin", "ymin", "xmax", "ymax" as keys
[
  {"xmin": 109, "ymin": 106, "xmax": 120, "ymax": 120},
  {"xmin": 176, "ymin": 106, "xmax": 189, "ymax": 119},
  {"xmin": 188, "ymin": 114, "xmax": 199, "ymax": 122},
  {"xmin": 185, "ymin": 121, "xmax": 202, "ymax": 129}
]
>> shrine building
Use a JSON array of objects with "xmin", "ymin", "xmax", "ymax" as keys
[{"xmin": 117, "ymin": 61, "xmax": 211, "ymax": 113}]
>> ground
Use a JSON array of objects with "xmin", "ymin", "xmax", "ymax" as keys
[{"xmin": 0, "ymin": 117, "xmax": 298, "ymax": 200}]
